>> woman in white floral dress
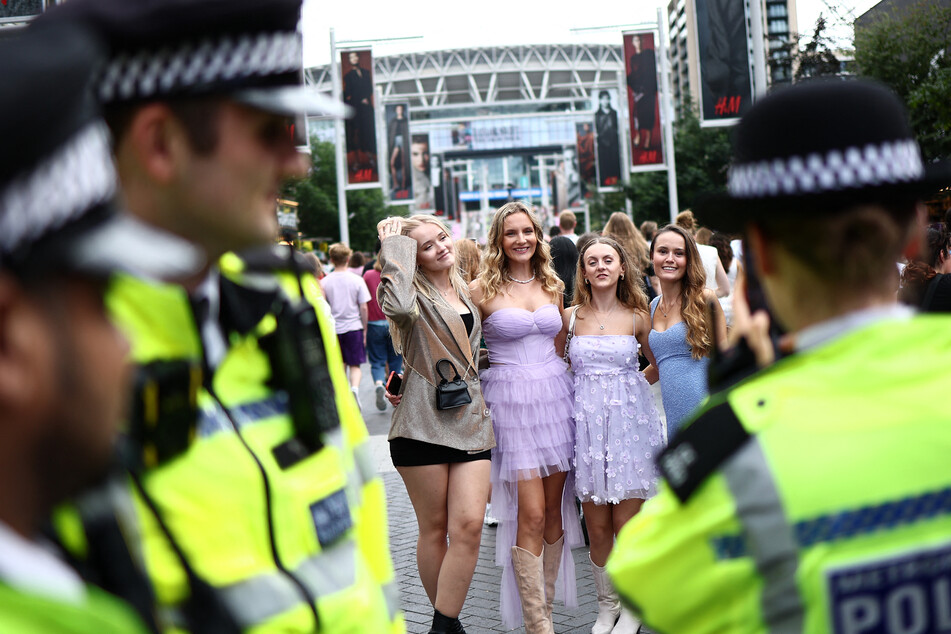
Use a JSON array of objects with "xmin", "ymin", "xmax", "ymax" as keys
[{"xmin": 560, "ymin": 236, "xmax": 664, "ymax": 634}]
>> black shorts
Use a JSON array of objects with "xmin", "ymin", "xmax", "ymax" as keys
[{"xmin": 389, "ymin": 437, "xmax": 491, "ymax": 467}]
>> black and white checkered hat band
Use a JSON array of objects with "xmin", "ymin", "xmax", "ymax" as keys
[
  {"xmin": 728, "ymin": 139, "xmax": 924, "ymax": 198},
  {"xmin": 0, "ymin": 123, "xmax": 116, "ymax": 254},
  {"xmin": 98, "ymin": 31, "xmax": 302, "ymax": 103}
]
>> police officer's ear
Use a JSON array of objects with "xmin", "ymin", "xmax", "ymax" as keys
[
  {"xmin": 118, "ymin": 103, "xmax": 187, "ymax": 186},
  {"xmin": 0, "ymin": 275, "xmax": 49, "ymax": 420},
  {"xmin": 745, "ymin": 224, "xmax": 777, "ymax": 277}
]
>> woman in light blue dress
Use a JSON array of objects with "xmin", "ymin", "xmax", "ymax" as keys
[{"xmin": 648, "ymin": 225, "xmax": 726, "ymax": 438}]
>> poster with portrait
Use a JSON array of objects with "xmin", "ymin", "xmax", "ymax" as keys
[
  {"xmin": 695, "ymin": 0, "xmax": 754, "ymax": 126},
  {"xmin": 575, "ymin": 122, "xmax": 596, "ymax": 198},
  {"xmin": 384, "ymin": 103, "xmax": 412, "ymax": 204},
  {"xmin": 593, "ymin": 90, "xmax": 622, "ymax": 188},
  {"xmin": 340, "ymin": 49, "xmax": 379, "ymax": 185},
  {"xmin": 623, "ymin": 30, "xmax": 666, "ymax": 172},
  {"xmin": 411, "ymin": 133, "xmax": 434, "ymax": 211}
]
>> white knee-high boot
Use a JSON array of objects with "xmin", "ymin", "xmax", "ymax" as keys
[{"xmin": 590, "ymin": 554, "xmax": 620, "ymax": 634}]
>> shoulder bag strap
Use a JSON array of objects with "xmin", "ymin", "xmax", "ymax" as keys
[{"xmin": 563, "ymin": 306, "xmax": 578, "ymax": 364}]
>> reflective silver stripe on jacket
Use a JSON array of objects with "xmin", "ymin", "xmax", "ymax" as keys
[
  {"xmin": 218, "ymin": 538, "xmax": 360, "ymax": 629},
  {"xmin": 722, "ymin": 438, "xmax": 805, "ymax": 633}
]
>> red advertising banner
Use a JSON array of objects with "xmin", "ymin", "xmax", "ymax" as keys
[
  {"xmin": 575, "ymin": 122, "xmax": 596, "ymax": 198},
  {"xmin": 340, "ymin": 49, "xmax": 379, "ymax": 185},
  {"xmin": 623, "ymin": 31, "xmax": 666, "ymax": 171},
  {"xmin": 385, "ymin": 103, "xmax": 412, "ymax": 204}
]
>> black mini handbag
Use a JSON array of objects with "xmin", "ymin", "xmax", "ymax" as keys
[{"xmin": 434, "ymin": 359, "xmax": 472, "ymax": 410}]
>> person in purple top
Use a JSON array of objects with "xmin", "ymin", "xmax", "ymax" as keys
[{"xmin": 470, "ymin": 202, "xmax": 583, "ymax": 633}]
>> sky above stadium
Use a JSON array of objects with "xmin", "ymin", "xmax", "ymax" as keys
[{"xmin": 301, "ymin": 0, "xmax": 878, "ymax": 69}]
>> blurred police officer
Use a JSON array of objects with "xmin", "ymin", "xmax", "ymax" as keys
[
  {"xmin": 36, "ymin": 1, "xmax": 402, "ymax": 632},
  {"xmin": 608, "ymin": 79, "xmax": 951, "ymax": 633},
  {"xmin": 0, "ymin": 20, "xmax": 203, "ymax": 633}
]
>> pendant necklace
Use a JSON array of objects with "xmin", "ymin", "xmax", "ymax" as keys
[
  {"xmin": 507, "ymin": 272, "xmax": 536, "ymax": 284},
  {"xmin": 660, "ymin": 296, "xmax": 679, "ymax": 318},
  {"xmin": 591, "ymin": 304, "xmax": 617, "ymax": 330}
]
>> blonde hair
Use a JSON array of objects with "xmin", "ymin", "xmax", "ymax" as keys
[
  {"xmin": 572, "ymin": 236, "xmax": 649, "ymax": 313},
  {"xmin": 602, "ymin": 211, "xmax": 650, "ymax": 275},
  {"xmin": 381, "ymin": 214, "xmax": 468, "ymax": 353},
  {"xmin": 328, "ymin": 242, "xmax": 352, "ymax": 266},
  {"xmin": 454, "ymin": 238, "xmax": 482, "ymax": 283},
  {"xmin": 477, "ymin": 202, "xmax": 563, "ymax": 304},
  {"xmin": 650, "ymin": 225, "xmax": 712, "ymax": 359},
  {"xmin": 675, "ymin": 209, "xmax": 696, "ymax": 234}
]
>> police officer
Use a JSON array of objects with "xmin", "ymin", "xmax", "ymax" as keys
[
  {"xmin": 608, "ymin": 80, "xmax": 951, "ymax": 633},
  {"xmin": 0, "ymin": 20, "xmax": 202, "ymax": 633},
  {"xmin": 35, "ymin": 1, "xmax": 402, "ymax": 632}
]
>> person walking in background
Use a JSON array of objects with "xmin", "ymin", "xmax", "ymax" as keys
[
  {"xmin": 348, "ymin": 250, "xmax": 366, "ymax": 276},
  {"xmin": 549, "ymin": 236, "xmax": 579, "ymax": 308},
  {"xmin": 899, "ymin": 223, "xmax": 951, "ymax": 311},
  {"xmin": 709, "ymin": 231, "xmax": 741, "ymax": 327},
  {"xmin": 377, "ymin": 215, "xmax": 495, "ymax": 634},
  {"xmin": 470, "ymin": 202, "xmax": 583, "ymax": 633},
  {"xmin": 559, "ymin": 210, "xmax": 580, "ymax": 244},
  {"xmin": 639, "ymin": 220, "xmax": 658, "ymax": 244},
  {"xmin": 321, "ymin": 242, "xmax": 371, "ymax": 404},
  {"xmin": 676, "ymin": 210, "xmax": 731, "ymax": 298},
  {"xmin": 364, "ymin": 258, "xmax": 403, "ymax": 410},
  {"xmin": 649, "ymin": 225, "xmax": 726, "ymax": 438},
  {"xmin": 603, "ymin": 211, "xmax": 656, "ymax": 302},
  {"xmin": 562, "ymin": 237, "xmax": 664, "ymax": 634},
  {"xmin": 609, "ymin": 78, "xmax": 951, "ymax": 634}
]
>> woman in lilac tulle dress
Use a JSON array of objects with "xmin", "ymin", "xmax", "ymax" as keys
[
  {"xmin": 470, "ymin": 202, "xmax": 583, "ymax": 632},
  {"xmin": 561, "ymin": 237, "xmax": 664, "ymax": 634}
]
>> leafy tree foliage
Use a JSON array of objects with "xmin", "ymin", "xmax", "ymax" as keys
[
  {"xmin": 790, "ymin": 16, "xmax": 845, "ymax": 81},
  {"xmin": 281, "ymin": 138, "xmax": 403, "ymax": 252},
  {"xmin": 621, "ymin": 98, "xmax": 732, "ymax": 229},
  {"xmin": 855, "ymin": 1, "xmax": 951, "ymax": 161}
]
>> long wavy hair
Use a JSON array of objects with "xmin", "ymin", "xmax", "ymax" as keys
[
  {"xmin": 385, "ymin": 214, "xmax": 468, "ymax": 353},
  {"xmin": 573, "ymin": 236, "xmax": 649, "ymax": 313},
  {"xmin": 602, "ymin": 211, "xmax": 650, "ymax": 275},
  {"xmin": 478, "ymin": 202, "xmax": 562, "ymax": 303},
  {"xmin": 651, "ymin": 224, "xmax": 712, "ymax": 360},
  {"xmin": 454, "ymin": 238, "xmax": 482, "ymax": 283}
]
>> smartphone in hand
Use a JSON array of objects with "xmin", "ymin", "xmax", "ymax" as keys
[{"xmin": 385, "ymin": 371, "xmax": 403, "ymax": 395}]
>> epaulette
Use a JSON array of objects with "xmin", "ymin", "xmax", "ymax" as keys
[
  {"xmin": 234, "ymin": 244, "xmax": 311, "ymax": 274},
  {"xmin": 656, "ymin": 399, "xmax": 751, "ymax": 503}
]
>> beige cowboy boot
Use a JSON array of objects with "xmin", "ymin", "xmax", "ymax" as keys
[{"xmin": 511, "ymin": 546, "xmax": 554, "ymax": 634}]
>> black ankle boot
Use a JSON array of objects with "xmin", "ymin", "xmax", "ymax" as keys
[{"xmin": 428, "ymin": 610, "xmax": 466, "ymax": 634}]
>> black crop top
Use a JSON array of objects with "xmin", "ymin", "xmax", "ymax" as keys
[{"xmin": 460, "ymin": 311, "xmax": 474, "ymax": 337}]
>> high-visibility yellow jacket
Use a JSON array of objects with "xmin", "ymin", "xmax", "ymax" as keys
[
  {"xmin": 81, "ymin": 250, "xmax": 402, "ymax": 633},
  {"xmin": 0, "ymin": 581, "xmax": 148, "ymax": 633},
  {"xmin": 608, "ymin": 315, "xmax": 951, "ymax": 634}
]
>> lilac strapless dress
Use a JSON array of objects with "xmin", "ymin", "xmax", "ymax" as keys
[{"xmin": 480, "ymin": 304, "xmax": 583, "ymax": 628}]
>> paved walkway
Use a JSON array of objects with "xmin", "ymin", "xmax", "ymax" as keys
[{"xmin": 355, "ymin": 364, "xmax": 658, "ymax": 634}]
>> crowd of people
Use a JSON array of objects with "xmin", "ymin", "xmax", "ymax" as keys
[{"xmin": 1, "ymin": 2, "xmax": 949, "ymax": 633}]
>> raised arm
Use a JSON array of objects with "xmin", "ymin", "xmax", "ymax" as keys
[{"xmin": 376, "ymin": 218, "xmax": 420, "ymax": 330}]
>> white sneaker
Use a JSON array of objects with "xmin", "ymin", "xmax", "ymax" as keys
[
  {"xmin": 483, "ymin": 504, "xmax": 499, "ymax": 527},
  {"xmin": 351, "ymin": 386, "xmax": 361, "ymax": 412},
  {"xmin": 375, "ymin": 385, "xmax": 386, "ymax": 411}
]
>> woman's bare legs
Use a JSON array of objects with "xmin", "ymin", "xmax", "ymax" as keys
[
  {"xmin": 515, "ymin": 470, "xmax": 568, "ymax": 555},
  {"xmin": 397, "ymin": 461, "xmax": 491, "ymax": 617}
]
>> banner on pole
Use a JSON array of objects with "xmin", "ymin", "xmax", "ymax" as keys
[
  {"xmin": 593, "ymin": 90, "xmax": 622, "ymax": 188},
  {"xmin": 411, "ymin": 133, "xmax": 434, "ymax": 211},
  {"xmin": 341, "ymin": 49, "xmax": 379, "ymax": 185},
  {"xmin": 623, "ymin": 30, "xmax": 666, "ymax": 172},
  {"xmin": 695, "ymin": 0, "xmax": 753, "ymax": 126},
  {"xmin": 384, "ymin": 103, "xmax": 412, "ymax": 204},
  {"xmin": 575, "ymin": 122, "xmax": 597, "ymax": 199}
]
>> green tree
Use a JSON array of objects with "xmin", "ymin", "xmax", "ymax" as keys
[
  {"xmin": 855, "ymin": 0, "xmax": 951, "ymax": 161},
  {"xmin": 789, "ymin": 16, "xmax": 845, "ymax": 81},
  {"xmin": 621, "ymin": 98, "xmax": 732, "ymax": 228},
  {"xmin": 281, "ymin": 138, "xmax": 402, "ymax": 251}
]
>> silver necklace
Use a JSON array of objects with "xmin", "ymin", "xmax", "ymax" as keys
[
  {"xmin": 591, "ymin": 304, "xmax": 617, "ymax": 330},
  {"xmin": 507, "ymin": 272, "xmax": 536, "ymax": 284},
  {"xmin": 659, "ymin": 296, "xmax": 679, "ymax": 317}
]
